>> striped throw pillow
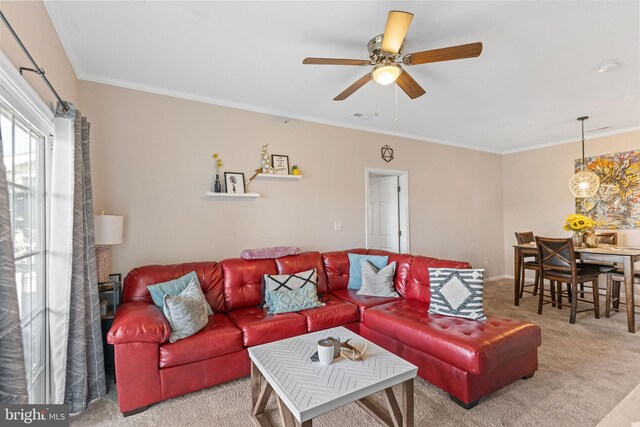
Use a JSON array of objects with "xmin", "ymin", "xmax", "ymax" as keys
[{"xmin": 428, "ymin": 268, "xmax": 486, "ymax": 321}]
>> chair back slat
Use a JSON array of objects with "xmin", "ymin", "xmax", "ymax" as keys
[
  {"xmin": 596, "ymin": 232, "xmax": 617, "ymax": 245},
  {"xmin": 515, "ymin": 231, "xmax": 535, "ymax": 244},
  {"xmin": 535, "ymin": 236, "xmax": 577, "ymax": 274}
]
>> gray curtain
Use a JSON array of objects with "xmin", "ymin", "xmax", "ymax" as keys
[
  {"xmin": 56, "ymin": 103, "xmax": 106, "ymax": 413},
  {"xmin": 0, "ymin": 120, "xmax": 29, "ymax": 404}
]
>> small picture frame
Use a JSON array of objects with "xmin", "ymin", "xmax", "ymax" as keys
[
  {"xmin": 224, "ymin": 172, "xmax": 246, "ymax": 194},
  {"xmin": 271, "ymin": 154, "xmax": 290, "ymax": 175}
]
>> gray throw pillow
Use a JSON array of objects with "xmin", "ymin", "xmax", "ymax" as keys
[
  {"xmin": 428, "ymin": 268, "xmax": 487, "ymax": 321},
  {"xmin": 357, "ymin": 261, "xmax": 399, "ymax": 297},
  {"xmin": 163, "ymin": 278, "xmax": 210, "ymax": 343}
]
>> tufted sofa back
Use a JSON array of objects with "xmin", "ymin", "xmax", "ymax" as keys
[
  {"xmin": 121, "ymin": 250, "xmax": 471, "ymax": 313},
  {"xmin": 123, "ymin": 262, "xmax": 225, "ymax": 312},
  {"xmin": 221, "ymin": 258, "xmax": 277, "ymax": 311}
]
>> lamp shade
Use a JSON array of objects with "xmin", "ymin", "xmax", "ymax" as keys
[{"xmin": 94, "ymin": 214, "xmax": 124, "ymax": 245}]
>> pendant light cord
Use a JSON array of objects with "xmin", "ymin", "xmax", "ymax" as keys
[{"xmin": 579, "ymin": 116, "xmax": 588, "ymax": 171}]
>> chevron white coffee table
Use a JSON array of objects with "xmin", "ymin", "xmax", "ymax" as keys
[{"xmin": 248, "ymin": 326, "xmax": 418, "ymax": 427}]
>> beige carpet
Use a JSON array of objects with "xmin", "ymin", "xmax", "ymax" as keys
[{"xmin": 71, "ymin": 279, "xmax": 640, "ymax": 427}]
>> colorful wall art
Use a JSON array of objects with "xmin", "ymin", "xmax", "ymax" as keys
[{"xmin": 575, "ymin": 149, "xmax": 640, "ymax": 229}]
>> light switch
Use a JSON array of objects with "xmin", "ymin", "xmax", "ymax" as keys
[{"xmin": 334, "ymin": 221, "xmax": 343, "ymax": 231}]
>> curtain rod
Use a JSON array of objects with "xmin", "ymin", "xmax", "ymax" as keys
[{"xmin": 0, "ymin": 10, "xmax": 70, "ymax": 112}]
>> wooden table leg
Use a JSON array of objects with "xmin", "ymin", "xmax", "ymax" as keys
[
  {"xmin": 251, "ymin": 361, "xmax": 261, "ymax": 409},
  {"xmin": 277, "ymin": 396, "xmax": 297, "ymax": 427},
  {"xmin": 251, "ymin": 361, "xmax": 274, "ymax": 426},
  {"xmin": 402, "ymin": 379, "xmax": 414, "ymax": 427},
  {"xmin": 514, "ymin": 248, "xmax": 522, "ymax": 306},
  {"xmin": 624, "ymin": 258, "xmax": 636, "ymax": 333}
]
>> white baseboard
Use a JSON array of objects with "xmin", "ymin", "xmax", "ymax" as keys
[{"xmin": 485, "ymin": 275, "xmax": 511, "ymax": 283}]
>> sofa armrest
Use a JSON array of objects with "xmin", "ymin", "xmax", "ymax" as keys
[{"xmin": 107, "ymin": 301, "xmax": 171, "ymax": 345}]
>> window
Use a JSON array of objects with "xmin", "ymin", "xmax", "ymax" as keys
[{"xmin": 1, "ymin": 100, "xmax": 47, "ymax": 404}]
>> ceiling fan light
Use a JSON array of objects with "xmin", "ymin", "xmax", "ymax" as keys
[{"xmin": 372, "ymin": 64, "xmax": 402, "ymax": 85}]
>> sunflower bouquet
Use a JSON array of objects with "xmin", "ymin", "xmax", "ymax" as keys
[{"xmin": 563, "ymin": 214, "xmax": 596, "ymax": 233}]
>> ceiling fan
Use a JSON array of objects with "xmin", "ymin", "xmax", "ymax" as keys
[{"xmin": 303, "ymin": 11, "xmax": 483, "ymax": 101}]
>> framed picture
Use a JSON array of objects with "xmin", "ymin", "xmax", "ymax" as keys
[
  {"xmin": 224, "ymin": 172, "xmax": 246, "ymax": 194},
  {"xmin": 271, "ymin": 154, "xmax": 290, "ymax": 175}
]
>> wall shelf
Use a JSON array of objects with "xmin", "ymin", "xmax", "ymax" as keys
[
  {"xmin": 255, "ymin": 173, "xmax": 302, "ymax": 180},
  {"xmin": 205, "ymin": 192, "xmax": 260, "ymax": 199}
]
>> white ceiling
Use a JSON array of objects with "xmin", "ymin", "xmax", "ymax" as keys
[{"xmin": 44, "ymin": 1, "xmax": 640, "ymax": 153}]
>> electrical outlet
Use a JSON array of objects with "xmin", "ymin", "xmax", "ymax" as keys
[{"xmin": 334, "ymin": 221, "xmax": 343, "ymax": 231}]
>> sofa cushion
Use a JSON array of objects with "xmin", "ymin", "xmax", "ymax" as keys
[
  {"xmin": 322, "ymin": 249, "xmax": 368, "ymax": 291},
  {"xmin": 221, "ymin": 258, "xmax": 277, "ymax": 310},
  {"xmin": 159, "ymin": 313, "xmax": 243, "ymax": 368},
  {"xmin": 331, "ymin": 288, "xmax": 403, "ymax": 320},
  {"xmin": 270, "ymin": 286, "xmax": 324, "ymax": 314},
  {"xmin": 264, "ymin": 268, "xmax": 318, "ymax": 309},
  {"xmin": 405, "ymin": 256, "xmax": 472, "ymax": 304},
  {"xmin": 367, "ymin": 250, "xmax": 413, "ymax": 297},
  {"xmin": 428, "ymin": 268, "xmax": 487, "ymax": 321},
  {"xmin": 226, "ymin": 306, "xmax": 307, "ymax": 347},
  {"xmin": 275, "ymin": 252, "xmax": 328, "ymax": 294},
  {"xmin": 123, "ymin": 262, "xmax": 225, "ymax": 312},
  {"xmin": 363, "ymin": 299, "xmax": 541, "ymax": 375},
  {"xmin": 299, "ymin": 293, "xmax": 359, "ymax": 332}
]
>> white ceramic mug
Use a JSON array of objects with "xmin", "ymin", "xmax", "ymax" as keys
[{"xmin": 317, "ymin": 339, "xmax": 335, "ymax": 366}]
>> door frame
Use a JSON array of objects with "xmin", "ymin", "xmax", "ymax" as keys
[{"xmin": 365, "ymin": 167, "xmax": 410, "ymax": 253}]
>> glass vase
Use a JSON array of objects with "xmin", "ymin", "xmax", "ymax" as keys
[
  {"xmin": 210, "ymin": 174, "xmax": 222, "ymax": 193},
  {"xmin": 572, "ymin": 232, "xmax": 584, "ymax": 248}
]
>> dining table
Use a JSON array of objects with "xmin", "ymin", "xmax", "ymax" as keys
[{"xmin": 513, "ymin": 242, "xmax": 640, "ymax": 333}]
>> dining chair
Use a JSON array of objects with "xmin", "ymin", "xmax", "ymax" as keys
[
  {"xmin": 536, "ymin": 237, "xmax": 601, "ymax": 323},
  {"xmin": 605, "ymin": 270, "xmax": 640, "ymax": 324},
  {"xmin": 596, "ymin": 232, "xmax": 618, "ymax": 245},
  {"xmin": 515, "ymin": 231, "xmax": 540, "ymax": 297}
]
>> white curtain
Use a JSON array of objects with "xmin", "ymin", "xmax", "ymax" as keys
[{"xmin": 48, "ymin": 102, "xmax": 105, "ymax": 411}]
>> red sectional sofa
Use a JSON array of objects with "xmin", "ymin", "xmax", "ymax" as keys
[{"xmin": 107, "ymin": 249, "xmax": 542, "ymax": 414}]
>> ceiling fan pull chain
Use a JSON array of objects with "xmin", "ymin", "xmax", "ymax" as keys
[
  {"xmin": 375, "ymin": 81, "xmax": 379, "ymax": 117},
  {"xmin": 395, "ymin": 83, "xmax": 399, "ymax": 122}
]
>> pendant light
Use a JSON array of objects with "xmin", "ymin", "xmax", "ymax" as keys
[{"xmin": 569, "ymin": 116, "xmax": 600, "ymax": 198}]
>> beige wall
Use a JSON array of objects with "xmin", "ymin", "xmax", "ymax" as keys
[
  {"xmin": 78, "ymin": 81, "xmax": 506, "ymax": 278},
  {"xmin": 0, "ymin": 0, "xmax": 79, "ymax": 108},
  {"xmin": 503, "ymin": 130, "xmax": 640, "ymax": 275}
]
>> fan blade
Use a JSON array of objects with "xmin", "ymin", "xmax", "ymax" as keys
[
  {"xmin": 403, "ymin": 42, "xmax": 483, "ymax": 65},
  {"xmin": 303, "ymin": 58, "xmax": 370, "ymax": 66},
  {"xmin": 381, "ymin": 10, "xmax": 414, "ymax": 54},
  {"xmin": 334, "ymin": 74, "xmax": 372, "ymax": 101},
  {"xmin": 396, "ymin": 70, "xmax": 426, "ymax": 99}
]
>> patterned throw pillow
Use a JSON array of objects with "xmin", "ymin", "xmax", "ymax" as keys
[
  {"xmin": 428, "ymin": 268, "xmax": 487, "ymax": 321},
  {"xmin": 357, "ymin": 261, "xmax": 399, "ymax": 298},
  {"xmin": 163, "ymin": 278, "xmax": 210, "ymax": 343},
  {"xmin": 269, "ymin": 286, "xmax": 324, "ymax": 314},
  {"xmin": 264, "ymin": 269, "xmax": 318, "ymax": 309},
  {"xmin": 347, "ymin": 254, "xmax": 389, "ymax": 290},
  {"xmin": 147, "ymin": 271, "xmax": 213, "ymax": 316}
]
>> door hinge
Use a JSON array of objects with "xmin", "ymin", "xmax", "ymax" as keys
[
  {"xmin": 398, "ymin": 230, "xmax": 402, "ymax": 237},
  {"xmin": 397, "ymin": 186, "xmax": 401, "ymax": 192}
]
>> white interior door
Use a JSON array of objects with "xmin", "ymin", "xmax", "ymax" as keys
[{"xmin": 368, "ymin": 175, "xmax": 400, "ymax": 252}]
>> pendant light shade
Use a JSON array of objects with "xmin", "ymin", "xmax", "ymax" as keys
[{"xmin": 569, "ymin": 116, "xmax": 600, "ymax": 198}]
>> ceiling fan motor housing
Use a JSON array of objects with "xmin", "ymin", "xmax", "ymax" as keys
[{"xmin": 368, "ymin": 34, "xmax": 402, "ymax": 65}]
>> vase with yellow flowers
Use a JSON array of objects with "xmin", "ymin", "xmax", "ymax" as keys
[
  {"xmin": 563, "ymin": 214, "xmax": 597, "ymax": 248},
  {"xmin": 211, "ymin": 153, "xmax": 223, "ymax": 193}
]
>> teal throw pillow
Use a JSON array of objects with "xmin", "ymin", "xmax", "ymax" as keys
[
  {"xmin": 147, "ymin": 271, "xmax": 213, "ymax": 316},
  {"xmin": 269, "ymin": 286, "xmax": 324, "ymax": 315},
  {"xmin": 347, "ymin": 254, "xmax": 389, "ymax": 290}
]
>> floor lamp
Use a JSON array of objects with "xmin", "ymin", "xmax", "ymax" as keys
[{"xmin": 94, "ymin": 213, "xmax": 124, "ymax": 283}]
